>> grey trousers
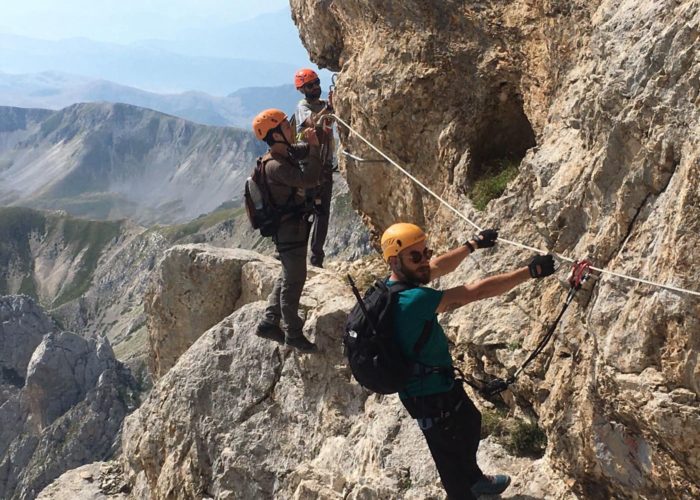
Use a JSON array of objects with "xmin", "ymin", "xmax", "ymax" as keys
[
  {"xmin": 263, "ymin": 216, "xmax": 311, "ymax": 339},
  {"xmin": 309, "ymin": 173, "xmax": 333, "ymax": 265}
]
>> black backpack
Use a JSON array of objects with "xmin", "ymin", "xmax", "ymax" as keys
[{"xmin": 344, "ymin": 275, "xmax": 433, "ymax": 394}]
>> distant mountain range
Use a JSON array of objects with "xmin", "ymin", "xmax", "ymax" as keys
[
  {"xmin": 0, "ymin": 103, "xmax": 266, "ymax": 224},
  {"xmin": 0, "ymin": 71, "xmax": 302, "ymax": 127},
  {"xmin": 0, "ymin": 9, "xmax": 333, "ymax": 95},
  {"xmin": 133, "ymin": 9, "xmax": 313, "ymax": 65},
  {"xmin": 0, "ymin": 33, "xmax": 301, "ymax": 95}
]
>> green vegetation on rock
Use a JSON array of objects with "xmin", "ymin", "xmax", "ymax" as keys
[
  {"xmin": 480, "ymin": 407, "xmax": 548, "ymax": 458},
  {"xmin": 52, "ymin": 216, "xmax": 123, "ymax": 306},
  {"xmin": 506, "ymin": 420, "xmax": 547, "ymax": 457},
  {"xmin": 469, "ymin": 158, "xmax": 520, "ymax": 211},
  {"xmin": 0, "ymin": 206, "xmax": 122, "ymax": 306},
  {"xmin": 37, "ymin": 193, "xmax": 137, "ymax": 221},
  {"xmin": 0, "ymin": 207, "xmax": 47, "ymax": 296}
]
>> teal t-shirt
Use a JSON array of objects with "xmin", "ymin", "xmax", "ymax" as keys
[{"xmin": 388, "ymin": 281, "xmax": 455, "ymax": 398}]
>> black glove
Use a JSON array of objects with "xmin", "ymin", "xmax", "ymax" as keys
[
  {"xmin": 528, "ymin": 254, "xmax": 555, "ymax": 278},
  {"xmin": 475, "ymin": 229, "xmax": 499, "ymax": 248}
]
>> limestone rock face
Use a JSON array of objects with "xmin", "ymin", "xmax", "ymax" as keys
[
  {"xmin": 0, "ymin": 207, "xmax": 167, "ymax": 378},
  {"xmin": 0, "ymin": 295, "xmax": 55, "ymax": 383},
  {"xmin": 291, "ymin": 0, "xmax": 700, "ymax": 497},
  {"xmin": 24, "ymin": 333, "xmax": 120, "ymax": 432},
  {"xmin": 50, "ymin": 227, "xmax": 171, "ymax": 377},
  {"xmin": 145, "ymin": 245, "xmax": 280, "ymax": 379},
  {"xmin": 37, "ymin": 462, "xmax": 129, "ymax": 500},
  {"xmin": 0, "ymin": 303, "xmax": 137, "ymax": 500},
  {"xmin": 121, "ymin": 250, "xmax": 573, "ymax": 498}
]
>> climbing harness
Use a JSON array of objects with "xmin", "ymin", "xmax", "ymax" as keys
[
  {"xmin": 330, "ymin": 112, "xmax": 700, "ymax": 298},
  {"xmin": 480, "ymin": 260, "xmax": 593, "ymax": 397}
]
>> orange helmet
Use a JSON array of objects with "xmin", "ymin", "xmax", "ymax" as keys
[
  {"xmin": 252, "ymin": 108, "xmax": 287, "ymax": 141},
  {"xmin": 294, "ymin": 68, "xmax": 319, "ymax": 89},
  {"xmin": 381, "ymin": 223, "xmax": 427, "ymax": 261}
]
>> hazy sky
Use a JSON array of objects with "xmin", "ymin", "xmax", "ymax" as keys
[{"xmin": 0, "ymin": 0, "xmax": 290, "ymax": 42}]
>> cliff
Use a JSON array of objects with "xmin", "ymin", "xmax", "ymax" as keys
[
  {"xmin": 0, "ymin": 295, "xmax": 137, "ymax": 500},
  {"xmin": 25, "ymin": 1, "xmax": 700, "ymax": 498},
  {"xmin": 290, "ymin": 0, "xmax": 700, "ymax": 497}
]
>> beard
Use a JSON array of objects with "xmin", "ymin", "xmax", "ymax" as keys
[
  {"xmin": 398, "ymin": 261, "xmax": 431, "ymax": 285},
  {"xmin": 304, "ymin": 88, "xmax": 322, "ymax": 100}
]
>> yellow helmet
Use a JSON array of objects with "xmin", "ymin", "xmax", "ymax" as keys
[
  {"xmin": 252, "ymin": 108, "xmax": 287, "ymax": 141},
  {"xmin": 381, "ymin": 223, "xmax": 426, "ymax": 261}
]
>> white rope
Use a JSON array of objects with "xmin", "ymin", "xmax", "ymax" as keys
[
  {"xmin": 342, "ymin": 149, "xmax": 362, "ymax": 162},
  {"xmin": 341, "ymin": 150, "xmax": 386, "ymax": 163},
  {"xmin": 332, "ymin": 113, "xmax": 700, "ymax": 298}
]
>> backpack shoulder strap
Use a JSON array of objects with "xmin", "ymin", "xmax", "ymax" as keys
[
  {"xmin": 257, "ymin": 153, "xmax": 272, "ymax": 197},
  {"xmin": 289, "ymin": 113, "xmax": 297, "ymax": 136},
  {"xmin": 257, "ymin": 153, "xmax": 273, "ymax": 183},
  {"xmin": 413, "ymin": 319, "xmax": 434, "ymax": 355},
  {"xmin": 386, "ymin": 280, "xmax": 417, "ymax": 293},
  {"xmin": 259, "ymin": 151, "xmax": 273, "ymax": 165}
]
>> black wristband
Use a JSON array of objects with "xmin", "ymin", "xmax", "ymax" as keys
[{"xmin": 464, "ymin": 240, "xmax": 476, "ymax": 253}]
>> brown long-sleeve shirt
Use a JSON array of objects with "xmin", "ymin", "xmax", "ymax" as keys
[{"xmin": 263, "ymin": 145, "xmax": 322, "ymax": 208}]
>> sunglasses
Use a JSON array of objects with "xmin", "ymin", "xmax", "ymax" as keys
[
  {"xmin": 303, "ymin": 79, "xmax": 321, "ymax": 89},
  {"xmin": 405, "ymin": 248, "xmax": 433, "ymax": 264}
]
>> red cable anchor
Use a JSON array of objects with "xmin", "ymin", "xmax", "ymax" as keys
[
  {"xmin": 565, "ymin": 259, "xmax": 593, "ymax": 305},
  {"xmin": 569, "ymin": 259, "xmax": 592, "ymax": 290}
]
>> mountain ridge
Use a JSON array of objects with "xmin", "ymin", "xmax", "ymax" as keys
[
  {"xmin": 0, "ymin": 32, "xmax": 299, "ymax": 94},
  {"xmin": 0, "ymin": 102, "xmax": 265, "ymax": 224},
  {"xmin": 0, "ymin": 71, "xmax": 302, "ymax": 127}
]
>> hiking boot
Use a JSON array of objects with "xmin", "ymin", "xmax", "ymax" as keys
[
  {"xmin": 285, "ymin": 335, "xmax": 318, "ymax": 353},
  {"xmin": 255, "ymin": 322, "xmax": 285, "ymax": 344},
  {"xmin": 310, "ymin": 256, "xmax": 324, "ymax": 268},
  {"xmin": 470, "ymin": 474, "xmax": 511, "ymax": 497}
]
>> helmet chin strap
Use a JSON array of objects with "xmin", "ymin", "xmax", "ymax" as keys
[{"xmin": 269, "ymin": 126, "xmax": 294, "ymax": 149}]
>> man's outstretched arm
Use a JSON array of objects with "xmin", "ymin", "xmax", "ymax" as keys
[
  {"xmin": 430, "ymin": 229, "xmax": 499, "ymax": 280},
  {"xmin": 435, "ymin": 254, "xmax": 555, "ymax": 313}
]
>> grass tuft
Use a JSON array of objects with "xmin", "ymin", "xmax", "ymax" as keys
[
  {"xmin": 479, "ymin": 407, "xmax": 547, "ymax": 458},
  {"xmin": 469, "ymin": 158, "xmax": 520, "ymax": 211},
  {"xmin": 480, "ymin": 407, "xmax": 509, "ymax": 439},
  {"xmin": 504, "ymin": 420, "xmax": 548, "ymax": 457}
]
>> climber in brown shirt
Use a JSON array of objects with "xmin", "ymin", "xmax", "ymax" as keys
[{"xmin": 251, "ymin": 108, "xmax": 322, "ymax": 352}]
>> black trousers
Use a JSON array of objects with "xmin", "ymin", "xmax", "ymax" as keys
[
  {"xmin": 308, "ymin": 171, "xmax": 333, "ymax": 265},
  {"xmin": 401, "ymin": 385, "xmax": 483, "ymax": 500}
]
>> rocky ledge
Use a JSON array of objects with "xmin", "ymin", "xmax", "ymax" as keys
[{"xmin": 119, "ymin": 245, "xmax": 573, "ymax": 499}]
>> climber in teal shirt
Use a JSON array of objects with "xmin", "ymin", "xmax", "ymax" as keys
[
  {"xmin": 380, "ymin": 222, "xmax": 556, "ymax": 500},
  {"xmin": 386, "ymin": 283, "xmax": 454, "ymax": 398}
]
